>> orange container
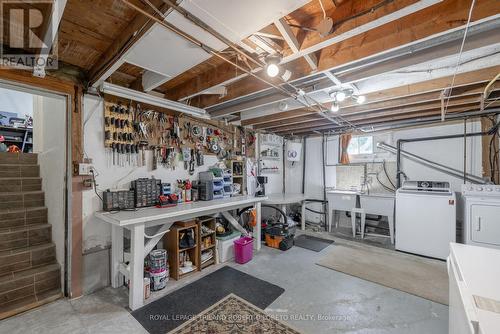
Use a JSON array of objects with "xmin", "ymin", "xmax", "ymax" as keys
[{"xmin": 265, "ymin": 233, "xmax": 284, "ymax": 249}]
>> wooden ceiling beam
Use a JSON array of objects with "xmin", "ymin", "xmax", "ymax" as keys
[
  {"xmin": 179, "ymin": 0, "xmax": 498, "ymax": 108},
  {"xmin": 255, "ymin": 89, "xmax": 494, "ymax": 130},
  {"xmin": 270, "ymin": 95, "xmax": 492, "ymax": 133},
  {"xmin": 164, "ymin": 0, "xmax": 433, "ymax": 104},
  {"xmin": 241, "ymin": 66, "xmax": 500, "ymax": 127},
  {"xmin": 275, "ymin": 102, "xmax": 500, "ymax": 135},
  {"xmin": 273, "ymin": 18, "xmax": 317, "ymax": 71}
]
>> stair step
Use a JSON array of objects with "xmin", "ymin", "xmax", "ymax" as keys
[
  {"xmin": 0, "ymin": 243, "xmax": 56, "ymax": 277},
  {"xmin": 0, "ymin": 177, "xmax": 42, "ymax": 192},
  {"xmin": 0, "ymin": 191, "xmax": 45, "ymax": 211},
  {"xmin": 0, "ymin": 164, "xmax": 39, "ymax": 178},
  {"xmin": 0, "ymin": 263, "xmax": 60, "ymax": 301},
  {"xmin": 0, "ymin": 152, "xmax": 38, "ymax": 166},
  {"xmin": 0, "ymin": 224, "xmax": 52, "ymax": 251},
  {"xmin": 0, "ymin": 207, "xmax": 48, "ymax": 229},
  {"xmin": 0, "ymin": 288, "xmax": 61, "ymax": 321}
]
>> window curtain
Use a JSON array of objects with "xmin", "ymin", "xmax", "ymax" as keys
[{"xmin": 340, "ymin": 133, "xmax": 352, "ymax": 164}]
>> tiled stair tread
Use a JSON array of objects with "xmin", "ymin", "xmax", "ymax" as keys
[
  {"xmin": 0, "ymin": 206, "xmax": 47, "ymax": 214},
  {"xmin": 0, "ymin": 242, "xmax": 55, "ymax": 257},
  {"xmin": 0, "ymin": 223, "xmax": 51, "ymax": 233},
  {"xmin": 0, "ymin": 263, "xmax": 60, "ymax": 284},
  {"xmin": 0, "ymin": 177, "xmax": 42, "ymax": 181},
  {"xmin": 0, "ymin": 190, "xmax": 44, "ymax": 195},
  {"xmin": 0, "ymin": 164, "xmax": 39, "ymax": 167},
  {"xmin": 0, "ymin": 288, "xmax": 62, "ymax": 321}
]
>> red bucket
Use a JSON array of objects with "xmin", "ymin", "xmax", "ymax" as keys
[{"xmin": 233, "ymin": 236, "xmax": 254, "ymax": 264}]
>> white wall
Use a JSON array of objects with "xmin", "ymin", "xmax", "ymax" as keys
[
  {"xmin": 33, "ymin": 94, "xmax": 67, "ymax": 287},
  {"xmin": 285, "ymin": 121, "xmax": 483, "ymax": 224},
  {"xmin": 82, "ymin": 95, "xmax": 220, "ymax": 293},
  {"xmin": 394, "ymin": 121, "xmax": 481, "ymax": 192},
  {"xmin": 0, "ymin": 87, "xmax": 34, "ymax": 118}
]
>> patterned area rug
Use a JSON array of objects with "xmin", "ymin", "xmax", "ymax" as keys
[{"xmin": 168, "ymin": 293, "xmax": 302, "ymax": 334}]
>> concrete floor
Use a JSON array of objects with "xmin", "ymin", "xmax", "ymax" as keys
[{"xmin": 0, "ymin": 234, "xmax": 448, "ymax": 334}]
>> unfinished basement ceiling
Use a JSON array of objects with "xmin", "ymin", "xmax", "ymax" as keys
[{"xmin": 123, "ymin": 0, "xmax": 310, "ymax": 89}]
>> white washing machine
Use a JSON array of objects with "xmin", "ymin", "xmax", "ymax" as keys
[
  {"xmin": 462, "ymin": 184, "xmax": 500, "ymax": 250},
  {"xmin": 396, "ymin": 181, "xmax": 456, "ymax": 260}
]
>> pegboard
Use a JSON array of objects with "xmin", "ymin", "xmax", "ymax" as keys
[{"xmin": 102, "ymin": 95, "xmax": 256, "ymax": 165}]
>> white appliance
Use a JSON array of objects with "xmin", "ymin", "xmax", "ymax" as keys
[
  {"xmin": 448, "ymin": 243, "xmax": 500, "ymax": 334},
  {"xmin": 395, "ymin": 181, "xmax": 456, "ymax": 259},
  {"xmin": 462, "ymin": 184, "xmax": 500, "ymax": 250}
]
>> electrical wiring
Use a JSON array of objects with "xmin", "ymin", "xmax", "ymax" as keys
[
  {"xmin": 443, "ymin": 0, "xmax": 476, "ymax": 114},
  {"xmin": 318, "ymin": 0, "xmax": 326, "ymax": 19},
  {"xmin": 89, "ymin": 169, "xmax": 103, "ymax": 203}
]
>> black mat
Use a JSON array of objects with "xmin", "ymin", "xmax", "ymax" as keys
[
  {"xmin": 294, "ymin": 235, "xmax": 334, "ymax": 252},
  {"xmin": 131, "ymin": 266, "xmax": 284, "ymax": 334}
]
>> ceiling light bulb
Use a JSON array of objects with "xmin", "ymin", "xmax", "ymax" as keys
[
  {"xmin": 336, "ymin": 91, "xmax": 346, "ymax": 102},
  {"xmin": 330, "ymin": 102, "xmax": 340, "ymax": 112},
  {"xmin": 356, "ymin": 95, "xmax": 366, "ymax": 104},
  {"xmin": 266, "ymin": 63, "xmax": 279, "ymax": 77}
]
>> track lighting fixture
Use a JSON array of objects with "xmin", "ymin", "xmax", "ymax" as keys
[
  {"xmin": 336, "ymin": 91, "xmax": 347, "ymax": 102},
  {"xmin": 330, "ymin": 102, "xmax": 340, "ymax": 112},
  {"xmin": 265, "ymin": 56, "xmax": 292, "ymax": 81},
  {"xmin": 353, "ymin": 95, "xmax": 366, "ymax": 104}
]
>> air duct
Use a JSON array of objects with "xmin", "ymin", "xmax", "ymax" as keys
[{"xmin": 377, "ymin": 142, "xmax": 487, "ymax": 184}]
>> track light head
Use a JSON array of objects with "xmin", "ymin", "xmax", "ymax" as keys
[
  {"xmin": 336, "ymin": 91, "xmax": 347, "ymax": 102},
  {"xmin": 265, "ymin": 56, "xmax": 281, "ymax": 78},
  {"xmin": 353, "ymin": 95, "xmax": 366, "ymax": 104},
  {"xmin": 330, "ymin": 102, "xmax": 340, "ymax": 112},
  {"xmin": 266, "ymin": 63, "xmax": 279, "ymax": 77}
]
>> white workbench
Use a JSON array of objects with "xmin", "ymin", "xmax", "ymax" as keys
[
  {"xmin": 263, "ymin": 193, "xmax": 306, "ymax": 230},
  {"xmin": 95, "ymin": 195, "xmax": 267, "ymax": 311}
]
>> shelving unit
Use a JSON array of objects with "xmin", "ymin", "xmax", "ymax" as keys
[
  {"xmin": 228, "ymin": 159, "xmax": 246, "ymax": 195},
  {"xmin": 0, "ymin": 126, "xmax": 33, "ymax": 153},
  {"xmin": 197, "ymin": 217, "xmax": 217, "ymax": 270},
  {"xmin": 164, "ymin": 221, "xmax": 200, "ymax": 280}
]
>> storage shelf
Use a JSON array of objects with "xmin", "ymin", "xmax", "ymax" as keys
[
  {"xmin": 179, "ymin": 244, "xmax": 197, "ymax": 251},
  {"xmin": 201, "ymin": 244, "xmax": 215, "ymax": 251}
]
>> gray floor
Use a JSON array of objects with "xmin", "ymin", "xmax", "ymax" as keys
[{"xmin": 0, "ymin": 233, "xmax": 448, "ymax": 334}]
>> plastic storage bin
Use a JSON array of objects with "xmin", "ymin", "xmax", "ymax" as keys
[{"xmin": 234, "ymin": 236, "xmax": 254, "ymax": 264}]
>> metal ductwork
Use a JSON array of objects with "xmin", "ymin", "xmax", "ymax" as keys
[{"xmin": 377, "ymin": 142, "xmax": 487, "ymax": 185}]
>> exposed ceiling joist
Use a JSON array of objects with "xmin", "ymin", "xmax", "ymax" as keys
[
  {"xmin": 262, "ymin": 94, "xmax": 493, "ymax": 132},
  {"xmin": 33, "ymin": 0, "xmax": 67, "ymax": 78},
  {"xmin": 194, "ymin": 0, "xmax": 498, "ymax": 109},
  {"xmin": 275, "ymin": 102, "xmax": 500, "ymax": 135},
  {"xmin": 164, "ymin": 0, "xmax": 443, "ymax": 103},
  {"xmin": 274, "ymin": 18, "xmax": 317, "ymax": 71},
  {"xmin": 239, "ymin": 65, "xmax": 500, "ymax": 127}
]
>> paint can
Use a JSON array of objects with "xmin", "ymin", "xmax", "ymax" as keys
[
  {"xmin": 149, "ymin": 269, "xmax": 168, "ymax": 291},
  {"xmin": 148, "ymin": 249, "xmax": 167, "ymax": 272}
]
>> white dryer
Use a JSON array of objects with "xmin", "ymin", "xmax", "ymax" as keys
[
  {"xmin": 396, "ymin": 181, "xmax": 456, "ymax": 260},
  {"xmin": 462, "ymin": 184, "xmax": 500, "ymax": 250}
]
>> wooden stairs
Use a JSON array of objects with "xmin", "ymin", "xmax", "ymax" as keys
[{"xmin": 0, "ymin": 152, "xmax": 62, "ymax": 320}]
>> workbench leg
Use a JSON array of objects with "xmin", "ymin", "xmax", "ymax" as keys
[
  {"xmin": 111, "ymin": 225, "xmax": 124, "ymax": 288},
  {"xmin": 301, "ymin": 201, "xmax": 306, "ymax": 231},
  {"xmin": 254, "ymin": 202, "xmax": 261, "ymax": 251},
  {"xmin": 129, "ymin": 223, "xmax": 145, "ymax": 311}
]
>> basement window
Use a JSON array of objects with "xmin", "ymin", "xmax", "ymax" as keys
[{"xmin": 347, "ymin": 135, "xmax": 373, "ymax": 155}]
